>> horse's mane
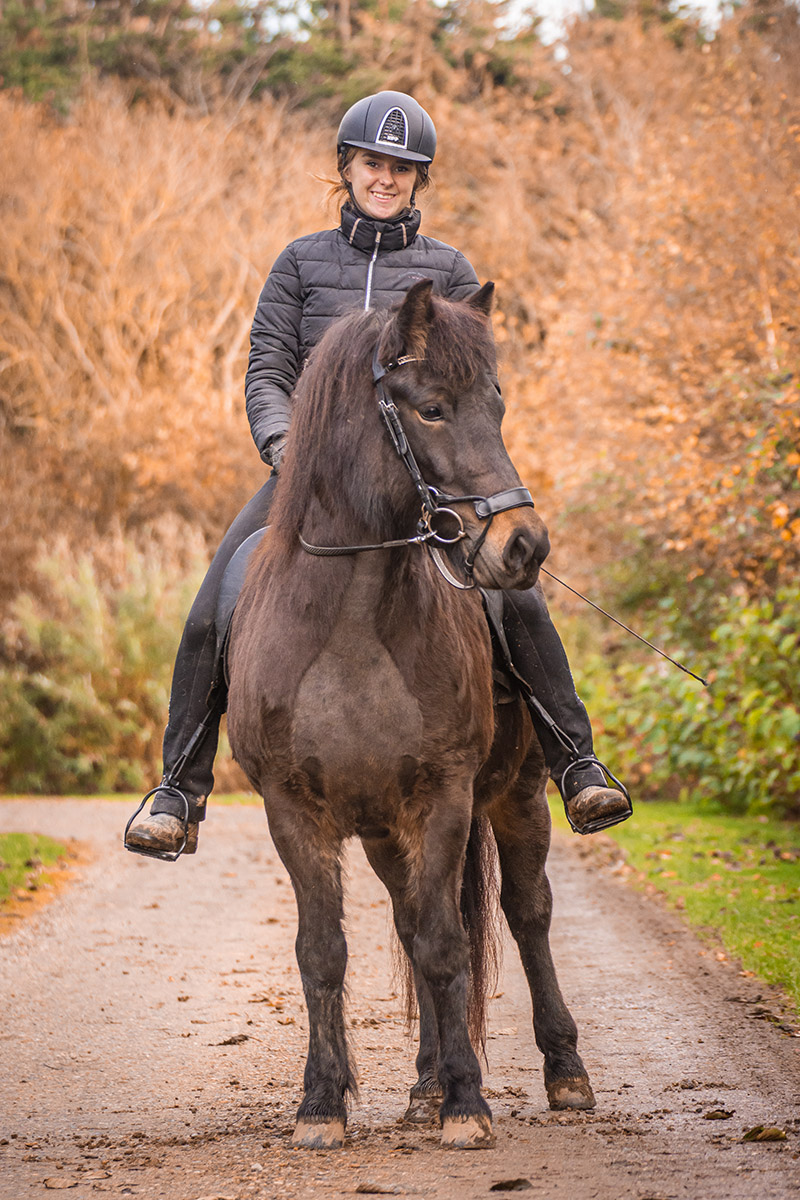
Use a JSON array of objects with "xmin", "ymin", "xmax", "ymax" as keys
[{"xmin": 266, "ymin": 291, "xmax": 497, "ymax": 550}]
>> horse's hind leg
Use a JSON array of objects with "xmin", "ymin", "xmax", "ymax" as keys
[
  {"xmin": 490, "ymin": 779, "xmax": 596, "ymax": 1111},
  {"xmin": 361, "ymin": 837, "xmax": 442, "ymax": 1124},
  {"xmin": 265, "ymin": 797, "xmax": 354, "ymax": 1148}
]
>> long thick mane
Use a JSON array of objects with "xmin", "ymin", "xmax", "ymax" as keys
[{"xmin": 264, "ymin": 292, "xmax": 497, "ymax": 553}]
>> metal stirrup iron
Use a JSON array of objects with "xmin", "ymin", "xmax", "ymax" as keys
[{"xmin": 123, "ymin": 708, "xmax": 217, "ymax": 861}]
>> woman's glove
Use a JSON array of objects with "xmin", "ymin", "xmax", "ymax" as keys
[{"xmin": 262, "ymin": 432, "xmax": 288, "ymax": 473}]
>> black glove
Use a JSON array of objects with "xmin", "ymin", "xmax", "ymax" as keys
[{"xmin": 262, "ymin": 432, "xmax": 288, "ymax": 474}]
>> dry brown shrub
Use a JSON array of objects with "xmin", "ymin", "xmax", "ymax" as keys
[{"xmin": 1, "ymin": 5, "xmax": 798, "ymax": 616}]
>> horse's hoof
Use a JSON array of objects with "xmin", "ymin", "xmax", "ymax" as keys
[
  {"xmin": 403, "ymin": 1092, "xmax": 442, "ymax": 1125},
  {"xmin": 546, "ymin": 1076, "xmax": 596, "ymax": 1110},
  {"xmin": 292, "ymin": 1117, "xmax": 346, "ymax": 1149},
  {"xmin": 441, "ymin": 1114, "xmax": 495, "ymax": 1149}
]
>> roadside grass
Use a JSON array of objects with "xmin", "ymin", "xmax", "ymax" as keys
[
  {"xmin": 0, "ymin": 832, "xmax": 70, "ymax": 905},
  {"xmin": 552, "ymin": 799, "xmax": 800, "ymax": 1013}
]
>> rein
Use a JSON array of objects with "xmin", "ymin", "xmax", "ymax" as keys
[{"xmin": 298, "ymin": 341, "xmax": 535, "ymax": 589}]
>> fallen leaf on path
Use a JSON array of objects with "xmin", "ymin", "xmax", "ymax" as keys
[
  {"xmin": 43, "ymin": 1179, "xmax": 79, "ymax": 1190},
  {"xmin": 216, "ymin": 1033, "xmax": 249, "ymax": 1045},
  {"xmin": 489, "ymin": 1181, "xmax": 533, "ymax": 1192},
  {"xmin": 703, "ymin": 1109, "xmax": 734, "ymax": 1120},
  {"xmin": 742, "ymin": 1125, "xmax": 787, "ymax": 1142}
]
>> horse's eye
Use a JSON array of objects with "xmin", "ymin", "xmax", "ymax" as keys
[{"xmin": 419, "ymin": 405, "xmax": 444, "ymax": 423}]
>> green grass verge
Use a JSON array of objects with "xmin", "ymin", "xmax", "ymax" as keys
[
  {"xmin": 554, "ymin": 800, "xmax": 800, "ymax": 1012},
  {"xmin": 0, "ymin": 832, "xmax": 70, "ymax": 905}
]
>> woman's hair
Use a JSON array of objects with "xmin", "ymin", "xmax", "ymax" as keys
[{"xmin": 324, "ymin": 145, "xmax": 431, "ymax": 209}]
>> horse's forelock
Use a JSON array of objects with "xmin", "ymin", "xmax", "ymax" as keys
[{"xmin": 423, "ymin": 297, "xmax": 497, "ymax": 387}]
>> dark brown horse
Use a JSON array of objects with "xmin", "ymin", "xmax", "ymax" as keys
[{"xmin": 227, "ymin": 280, "xmax": 595, "ymax": 1150}]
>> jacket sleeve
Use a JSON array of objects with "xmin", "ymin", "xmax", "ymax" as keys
[
  {"xmin": 446, "ymin": 250, "xmax": 480, "ymax": 301},
  {"xmin": 244, "ymin": 244, "xmax": 304, "ymax": 457}
]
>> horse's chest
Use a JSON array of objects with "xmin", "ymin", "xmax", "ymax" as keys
[
  {"xmin": 296, "ymin": 635, "xmax": 421, "ymax": 759},
  {"xmin": 292, "ymin": 578, "xmax": 423, "ymax": 797}
]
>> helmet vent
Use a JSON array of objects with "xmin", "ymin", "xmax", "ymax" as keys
[{"xmin": 377, "ymin": 107, "xmax": 408, "ymax": 148}]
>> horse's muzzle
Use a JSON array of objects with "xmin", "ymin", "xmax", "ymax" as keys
[{"xmin": 470, "ymin": 507, "xmax": 550, "ymax": 590}]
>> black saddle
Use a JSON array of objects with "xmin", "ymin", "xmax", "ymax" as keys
[{"xmin": 214, "ymin": 527, "xmax": 268, "ymax": 689}]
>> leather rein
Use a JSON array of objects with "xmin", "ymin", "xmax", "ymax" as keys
[{"xmin": 299, "ymin": 341, "xmax": 535, "ymax": 590}]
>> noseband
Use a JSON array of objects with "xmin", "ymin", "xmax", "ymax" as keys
[{"xmin": 299, "ymin": 341, "xmax": 535, "ymax": 590}]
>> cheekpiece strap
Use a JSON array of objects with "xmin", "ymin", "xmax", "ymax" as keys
[{"xmin": 372, "ymin": 344, "xmax": 437, "ymax": 515}]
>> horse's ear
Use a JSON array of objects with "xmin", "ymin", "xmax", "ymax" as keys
[
  {"xmin": 396, "ymin": 279, "xmax": 434, "ymax": 357},
  {"xmin": 467, "ymin": 282, "xmax": 495, "ymax": 316}
]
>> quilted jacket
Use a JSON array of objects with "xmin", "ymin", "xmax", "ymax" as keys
[{"xmin": 244, "ymin": 203, "xmax": 480, "ymax": 460}]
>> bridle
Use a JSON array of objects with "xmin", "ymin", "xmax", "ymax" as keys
[{"xmin": 299, "ymin": 341, "xmax": 535, "ymax": 590}]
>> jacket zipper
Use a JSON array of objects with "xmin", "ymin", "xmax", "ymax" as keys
[{"xmin": 364, "ymin": 230, "xmax": 382, "ymax": 310}]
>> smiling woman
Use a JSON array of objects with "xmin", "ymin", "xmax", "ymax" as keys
[{"xmin": 342, "ymin": 150, "xmax": 416, "ymax": 220}]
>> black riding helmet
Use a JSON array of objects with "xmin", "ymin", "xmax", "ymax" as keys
[{"xmin": 337, "ymin": 91, "xmax": 437, "ymax": 164}]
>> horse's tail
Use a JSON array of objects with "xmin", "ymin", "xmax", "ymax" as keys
[
  {"xmin": 462, "ymin": 813, "xmax": 502, "ymax": 1056},
  {"xmin": 395, "ymin": 814, "xmax": 502, "ymax": 1057}
]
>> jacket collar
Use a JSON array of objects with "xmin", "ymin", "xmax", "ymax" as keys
[{"xmin": 339, "ymin": 202, "xmax": 421, "ymax": 253}]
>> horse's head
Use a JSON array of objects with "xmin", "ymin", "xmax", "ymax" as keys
[{"xmin": 377, "ymin": 280, "xmax": 550, "ymax": 590}]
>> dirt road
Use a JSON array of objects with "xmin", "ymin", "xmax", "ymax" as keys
[{"xmin": 1, "ymin": 798, "xmax": 798, "ymax": 1200}]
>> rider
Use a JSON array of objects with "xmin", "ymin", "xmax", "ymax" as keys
[{"xmin": 126, "ymin": 91, "xmax": 632, "ymax": 858}]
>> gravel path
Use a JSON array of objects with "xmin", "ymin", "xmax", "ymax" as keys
[{"xmin": 1, "ymin": 797, "xmax": 798, "ymax": 1200}]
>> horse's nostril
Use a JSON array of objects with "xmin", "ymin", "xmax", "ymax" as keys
[{"xmin": 504, "ymin": 531, "xmax": 536, "ymax": 574}]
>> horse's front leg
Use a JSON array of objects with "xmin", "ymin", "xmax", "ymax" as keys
[
  {"xmin": 414, "ymin": 787, "xmax": 494, "ymax": 1149},
  {"xmin": 361, "ymin": 837, "xmax": 442, "ymax": 1124},
  {"xmin": 490, "ymin": 774, "xmax": 596, "ymax": 1111},
  {"xmin": 265, "ymin": 793, "xmax": 354, "ymax": 1148}
]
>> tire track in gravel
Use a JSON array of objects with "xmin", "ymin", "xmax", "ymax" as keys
[{"xmin": 1, "ymin": 798, "xmax": 798, "ymax": 1200}]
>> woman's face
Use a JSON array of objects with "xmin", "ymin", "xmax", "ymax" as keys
[{"xmin": 343, "ymin": 149, "xmax": 417, "ymax": 220}]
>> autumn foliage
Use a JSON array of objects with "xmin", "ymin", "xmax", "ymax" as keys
[{"xmin": 0, "ymin": 2, "xmax": 798, "ymax": 795}]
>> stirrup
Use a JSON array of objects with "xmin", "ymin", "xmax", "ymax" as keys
[
  {"xmin": 124, "ymin": 785, "xmax": 191, "ymax": 862},
  {"xmin": 560, "ymin": 757, "xmax": 633, "ymax": 835}
]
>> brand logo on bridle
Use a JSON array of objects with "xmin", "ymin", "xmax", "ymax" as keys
[{"xmin": 377, "ymin": 107, "xmax": 408, "ymax": 148}]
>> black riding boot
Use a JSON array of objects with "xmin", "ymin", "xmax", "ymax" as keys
[
  {"xmin": 501, "ymin": 585, "xmax": 632, "ymax": 835},
  {"xmin": 125, "ymin": 476, "xmax": 278, "ymax": 859}
]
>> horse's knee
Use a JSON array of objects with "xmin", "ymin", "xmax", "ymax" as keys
[
  {"xmin": 501, "ymin": 873, "xmax": 553, "ymax": 933},
  {"xmin": 296, "ymin": 927, "xmax": 347, "ymax": 990},
  {"xmin": 413, "ymin": 925, "xmax": 469, "ymax": 991}
]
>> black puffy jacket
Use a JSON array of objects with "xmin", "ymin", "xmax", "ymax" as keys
[{"xmin": 244, "ymin": 203, "xmax": 480, "ymax": 460}]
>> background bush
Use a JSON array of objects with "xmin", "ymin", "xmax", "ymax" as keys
[
  {"xmin": 563, "ymin": 585, "xmax": 800, "ymax": 819},
  {"xmin": 0, "ymin": 527, "xmax": 208, "ymax": 793}
]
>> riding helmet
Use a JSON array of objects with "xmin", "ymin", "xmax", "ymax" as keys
[{"xmin": 337, "ymin": 91, "xmax": 436, "ymax": 164}]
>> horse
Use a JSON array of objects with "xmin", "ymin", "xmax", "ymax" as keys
[{"xmin": 226, "ymin": 279, "xmax": 596, "ymax": 1151}]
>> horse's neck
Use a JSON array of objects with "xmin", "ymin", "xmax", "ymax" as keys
[
  {"xmin": 294, "ymin": 456, "xmax": 417, "ymax": 548},
  {"xmin": 323, "ymin": 550, "xmax": 428, "ymax": 643}
]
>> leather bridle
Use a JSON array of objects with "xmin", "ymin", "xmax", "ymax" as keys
[{"xmin": 299, "ymin": 342, "xmax": 536, "ymax": 590}]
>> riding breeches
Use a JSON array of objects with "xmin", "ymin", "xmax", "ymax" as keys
[{"xmin": 152, "ymin": 474, "xmax": 605, "ymax": 817}]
